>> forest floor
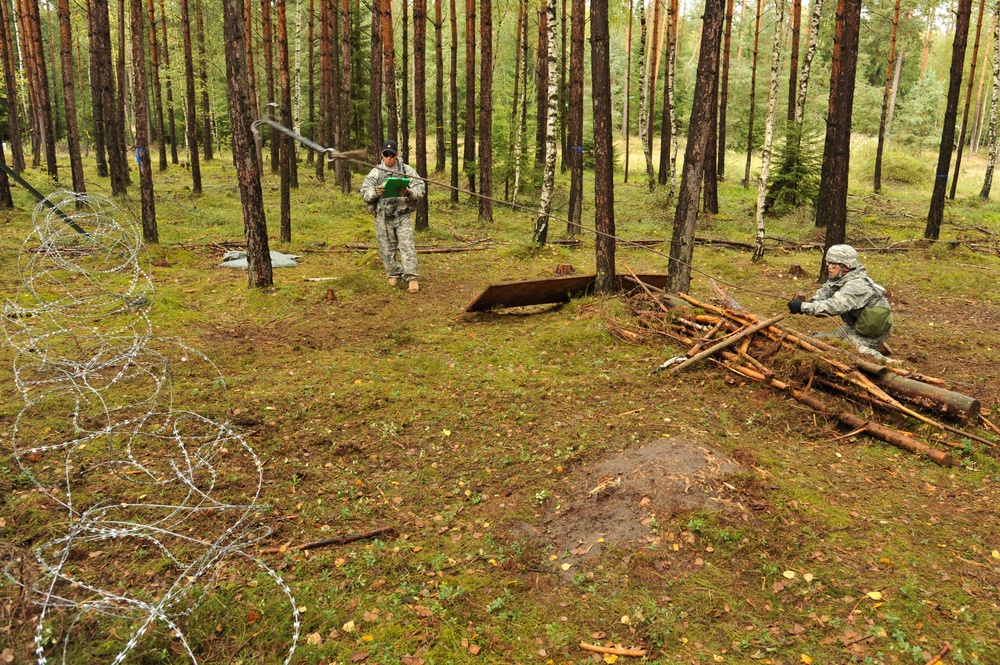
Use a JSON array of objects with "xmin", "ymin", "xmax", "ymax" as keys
[{"xmin": 2, "ymin": 146, "xmax": 1000, "ymax": 665}]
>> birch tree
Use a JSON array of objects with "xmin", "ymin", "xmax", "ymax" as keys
[
  {"xmin": 981, "ymin": 0, "xmax": 1000, "ymax": 199},
  {"xmin": 742, "ymin": 0, "xmax": 762, "ymax": 188},
  {"xmin": 951, "ymin": 0, "xmax": 988, "ymax": 198},
  {"xmin": 533, "ymin": 0, "xmax": 558, "ymax": 244},
  {"xmin": 794, "ymin": 0, "xmax": 824, "ymax": 127},
  {"xmin": 180, "ymin": 0, "xmax": 202, "ymax": 192},
  {"xmin": 874, "ymin": 0, "xmax": 902, "ymax": 193},
  {"xmin": 752, "ymin": 0, "xmax": 786, "ymax": 261},
  {"xmin": 57, "ymin": 0, "xmax": 85, "ymax": 195},
  {"xmin": 637, "ymin": 0, "xmax": 656, "ymax": 190},
  {"xmin": 512, "ymin": 4, "xmax": 529, "ymax": 205}
]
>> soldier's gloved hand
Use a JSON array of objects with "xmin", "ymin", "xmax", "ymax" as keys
[
  {"xmin": 787, "ymin": 298, "xmax": 804, "ymax": 314},
  {"xmin": 399, "ymin": 187, "xmax": 410, "ymax": 198},
  {"xmin": 375, "ymin": 186, "xmax": 385, "ymax": 196}
]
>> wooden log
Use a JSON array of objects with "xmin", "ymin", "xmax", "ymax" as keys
[
  {"xmin": 720, "ymin": 360, "xmax": 953, "ymax": 467},
  {"xmin": 854, "ymin": 357, "xmax": 980, "ymax": 420},
  {"xmin": 579, "ymin": 643, "xmax": 648, "ymax": 657},
  {"xmin": 668, "ymin": 314, "xmax": 786, "ymax": 374}
]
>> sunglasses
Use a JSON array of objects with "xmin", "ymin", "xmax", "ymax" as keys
[{"xmin": 382, "ymin": 151, "xmax": 397, "ymax": 158}]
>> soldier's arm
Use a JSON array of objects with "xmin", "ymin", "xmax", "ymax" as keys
[
  {"xmin": 360, "ymin": 169, "xmax": 382, "ymax": 203},
  {"xmin": 800, "ymin": 282, "xmax": 872, "ymax": 316},
  {"xmin": 404, "ymin": 165, "xmax": 426, "ymax": 200}
]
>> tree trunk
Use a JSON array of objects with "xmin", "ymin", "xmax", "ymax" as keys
[
  {"xmin": 434, "ymin": 0, "xmax": 445, "ymax": 171},
  {"xmin": 637, "ymin": 0, "xmax": 655, "ymax": 190},
  {"xmin": 667, "ymin": 0, "xmax": 678, "ymax": 196},
  {"xmin": 716, "ymin": 0, "xmax": 734, "ymax": 180},
  {"xmin": 666, "ymin": 0, "xmax": 724, "ymax": 294},
  {"xmin": 647, "ymin": 0, "xmax": 664, "ymax": 151},
  {"xmin": 703, "ymin": 61, "xmax": 719, "ymax": 214},
  {"xmin": 117, "ymin": 0, "xmax": 130, "ymax": 146},
  {"xmin": 512, "ymin": 1, "xmax": 528, "ymax": 204},
  {"xmin": 794, "ymin": 0, "xmax": 824, "ymax": 126},
  {"xmin": 222, "ymin": 0, "xmax": 273, "ymax": 287},
  {"xmin": 533, "ymin": 0, "xmax": 558, "ymax": 244},
  {"xmin": 21, "ymin": 0, "xmax": 57, "ymax": 177},
  {"xmin": 384, "ymin": 0, "xmax": 399, "ymax": 141},
  {"xmin": 981, "ymin": 0, "xmax": 999, "ymax": 199},
  {"xmin": 478, "ymin": 0, "xmax": 493, "ymax": 222},
  {"xmin": 57, "ymin": 0, "xmax": 85, "ymax": 194},
  {"xmin": 815, "ymin": 0, "xmax": 862, "ymax": 264},
  {"xmin": 402, "ymin": 0, "xmax": 410, "ymax": 160},
  {"xmin": 0, "ymin": 0, "xmax": 25, "ymax": 172},
  {"xmin": 559, "ymin": 0, "xmax": 567, "ymax": 172},
  {"xmin": 950, "ymin": 0, "xmax": 987, "ymax": 199},
  {"xmin": 131, "ymin": 0, "xmax": 157, "ymax": 241},
  {"xmin": 972, "ymin": 20, "xmax": 992, "ymax": 152},
  {"xmin": 0, "ymin": 142, "xmax": 12, "ymax": 207},
  {"xmin": 920, "ymin": 13, "xmax": 933, "ymax": 78},
  {"xmin": 195, "ymin": 0, "xmax": 213, "ymax": 160},
  {"xmin": 369, "ymin": 0, "xmax": 383, "ymax": 160},
  {"xmin": 94, "ymin": 0, "xmax": 128, "ymax": 193},
  {"xmin": 886, "ymin": 49, "xmax": 903, "ymax": 136},
  {"xmin": 315, "ymin": 0, "xmax": 326, "ymax": 178},
  {"xmin": 162, "ymin": 0, "xmax": 178, "ymax": 164},
  {"xmin": 873, "ymin": 0, "xmax": 901, "ymax": 193},
  {"xmin": 415, "ymin": 0, "xmax": 430, "ymax": 228},
  {"xmin": 262, "ymin": 0, "xmax": 279, "ymax": 170},
  {"xmin": 787, "ymin": 0, "xmax": 800, "ymax": 121},
  {"xmin": 450, "ymin": 0, "xmax": 459, "ymax": 200},
  {"xmin": 307, "ymin": 0, "xmax": 315, "ymax": 166},
  {"xmin": 147, "ymin": 0, "xmax": 167, "ymax": 171},
  {"xmin": 14, "ymin": 0, "xmax": 39, "ymax": 169},
  {"xmin": 926, "ymin": 0, "xmax": 973, "ymax": 238},
  {"xmin": 736, "ymin": 0, "xmax": 748, "ymax": 60},
  {"xmin": 535, "ymin": 3, "xmax": 547, "ymax": 168},
  {"xmin": 338, "ymin": 0, "xmax": 351, "ymax": 193},
  {"xmin": 742, "ymin": 0, "xmax": 762, "ymax": 188},
  {"xmin": 567, "ymin": 0, "xmax": 583, "ymax": 233},
  {"xmin": 752, "ymin": 0, "xmax": 787, "ymax": 260},
  {"xmin": 623, "ymin": 0, "xmax": 633, "ymax": 183},
  {"xmin": 463, "ymin": 0, "xmax": 475, "ymax": 192},
  {"xmin": 277, "ymin": 0, "xmax": 293, "ymax": 239},
  {"xmin": 590, "ymin": 0, "xmax": 615, "ymax": 292},
  {"xmin": 180, "ymin": 0, "xmax": 203, "ymax": 192}
]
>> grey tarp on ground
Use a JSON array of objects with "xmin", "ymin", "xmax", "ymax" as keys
[{"xmin": 220, "ymin": 250, "xmax": 302, "ymax": 269}]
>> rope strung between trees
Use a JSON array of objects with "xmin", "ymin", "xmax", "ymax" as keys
[{"xmin": 257, "ymin": 116, "xmax": 794, "ymax": 300}]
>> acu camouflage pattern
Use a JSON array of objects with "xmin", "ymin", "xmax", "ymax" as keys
[
  {"xmin": 801, "ymin": 264, "xmax": 893, "ymax": 357},
  {"xmin": 360, "ymin": 160, "xmax": 426, "ymax": 282}
]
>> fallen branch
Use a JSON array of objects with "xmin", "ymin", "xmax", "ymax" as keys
[
  {"xmin": 579, "ymin": 643, "xmax": 648, "ymax": 657},
  {"xmin": 668, "ymin": 315, "xmax": 786, "ymax": 374},
  {"xmin": 926, "ymin": 642, "xmax": 951, "ymax": 665},
  {"xmin": 342, "ymin": 243, "xmax": 490, "ymax": 254},
  {"xmin": 981, "ymin": 414, "xmax": 1000, "ymax": 437},
  {"xmin": 260, "ymin": 526, "xmax": 395, "ymax": 553}
]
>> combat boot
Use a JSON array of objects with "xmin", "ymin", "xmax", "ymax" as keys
[{"xmin": 408, "ymin": 280, "xmax": 420, "ymax": 293}]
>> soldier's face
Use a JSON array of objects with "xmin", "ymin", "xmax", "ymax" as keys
[
  {"xmin": 827, "ymin": 262, "xmax": 844, "ymax": 278},
  {"xmin": 382, "ymin": 151, "xmax": 398, "ymax": 167}
]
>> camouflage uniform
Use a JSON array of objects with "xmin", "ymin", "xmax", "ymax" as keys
[
  {"xmin": 799, "ymin": 247, "xmax": 893, "ymax": 359},
  {"xmin": 360, "ymin": 160, "xmax": 426, "ymax": 284}
]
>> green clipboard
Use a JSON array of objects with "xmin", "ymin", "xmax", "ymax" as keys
[{"xmin": 382, "ymin": 177, "xmax": 411, "ymax": 197}]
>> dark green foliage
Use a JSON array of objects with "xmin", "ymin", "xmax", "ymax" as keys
[
  {"xmin": 894, "ymin": 71, "xmax": 945, "ymax": 149},
  {"xmin": 765, "ymin": 125, "xmax": 822, "ymax": 215}
]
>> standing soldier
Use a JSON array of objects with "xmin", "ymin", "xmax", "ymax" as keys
[{"xmin": 360, "ymin": 140, "xmax": 426, "ymax": 293}]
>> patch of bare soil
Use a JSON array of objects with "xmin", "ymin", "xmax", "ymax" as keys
[{"xmin": 538, "ymin": 437, "xmax": 741, "ymax": 563}]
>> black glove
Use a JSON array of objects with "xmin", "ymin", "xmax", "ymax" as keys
[{"xmin": 787, "ymin": 298, "xmax": 804, "ymax": 315}]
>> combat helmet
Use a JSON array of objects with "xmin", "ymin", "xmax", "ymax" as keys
[{"xmin": 825, "ymin": 244, "xmax": 858, "ymax": 269}]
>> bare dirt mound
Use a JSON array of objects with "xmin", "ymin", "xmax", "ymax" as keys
[{"xmin": 540, "ymin": 437, "xmax": 741, "ymax": 563}]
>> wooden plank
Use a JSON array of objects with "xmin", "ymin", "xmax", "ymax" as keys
[{"xmin": 465, "ymin": 274, "xmax": 670, "ymax": 312}]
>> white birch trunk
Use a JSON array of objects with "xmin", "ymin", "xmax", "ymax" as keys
[
  {"xmin": 637, "ymin": 0, "xmax": 655, "ymax": 190},
  {"xmin": 513, "ymin": 11, "xmax": 530, "ymax": 205},
  {"xmin": 293, "ymin": 0, "xmax": 302, "ymax": 133},
  {"xmin": 667, "ymin": 1, "xmax": 678, "ymax": 200},
  {"xmin": 981, "ymin": 0, "xmax": 1000, "ymax": 199},
  {"xmin": 753, "ymin": 0, "xmax": 787, "ymax": 260},
  {"xmin": 534, "ymin": 0, "xmax": 559, "ymax": 242},
  {"xmin": 794, "ymin": 0, "xmax": 824, "ymax": 127}
]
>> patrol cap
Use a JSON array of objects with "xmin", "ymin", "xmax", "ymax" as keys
[
  {"xmin": 380, "ymin": 139, "xmax": 398, "ymax": 156},
  {"xmin": 825, "ymin": 244, "xmax": 858, "ymax": 269}
]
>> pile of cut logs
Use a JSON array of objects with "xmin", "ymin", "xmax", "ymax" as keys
[{"xmin": 614, "ymin": 286, "xmax": 1000, "ymax": 467}]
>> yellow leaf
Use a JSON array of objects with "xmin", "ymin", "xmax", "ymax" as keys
[
  {"xmin": 803, "ymin": 573, "xmax": 814, "ymax": 582},
  {"xmin": 362, "ymin": 634, "xmax": 374, "ymax": 642},
  {"xmin": 800, "ymin": 655, "xmax": 813, "ymax": 664},
  {"xmin": 442, "ymin": 429, "xmax": 451, "ymax": 436},
  {"xmin": 866, "ymin": 591, "xmax": 883, "ymax": 600},
  {"xmin": 603, "ymin": 655, "xmax": 618, "ymax": 664},
  {"xmin": 343, "ymin": 620, "xmax": 356, "ymax": 633},
  {"xmin": 714, "ymin": 656, "xmax": 724, "ymax": 662},
  {"xmin": 992, "ymin": 550, "xmax": 1000, "ymax": 560},
  {"xmin": 306, "ymin": 632, "xmax": 323, "ymax": 647},
  {"xmin": 560, "ymin": 563, "xmax": 572, "ymax": 571},
  {"xmin": 620, "ymin": 615, "xmax": 631, "ymax": 624},
  {"xmin": 783, "ymin": 570, "xmax": 797, "ymax": 579}
]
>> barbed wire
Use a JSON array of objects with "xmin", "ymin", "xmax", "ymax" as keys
[{"xmin": 2, "ymin": 191, "xmax": 299, "ymax": 665}]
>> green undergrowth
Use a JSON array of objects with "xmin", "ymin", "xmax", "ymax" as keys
[{"xmin": 1, "ymin": 148, "xmax": 999, "ymax": 664}]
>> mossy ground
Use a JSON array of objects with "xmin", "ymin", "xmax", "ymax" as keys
[{"xmin": 2, "ymin": 144, "xmax": 999, "ymax": 664}]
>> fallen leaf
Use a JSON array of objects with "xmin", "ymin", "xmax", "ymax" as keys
[
  {"xmin": 603, "ymin": 655, "xmax": 618, "ymax": 664},
  {"xmin": 442, "ymin": 429, "xmax": 451, "ymax": 436},
  {"xmin": 306, "ymin": 632, "xmax": 323, "ymax": 647},
  {"xmin": 992, "ymin": 550, "xmax": 1000, "ymax": 560},
  {"xmin": 591, "ymin": 631, "xmax": 606, "ymax": 639},
  {"xmin": 88, "ymin": 551, "xmax": 104, "ymax": 558},
  {"xmin": 783, "ymin": 570, "xmax": 797, "ymax": 579},
  {"xmin": 788, "ymin": 624, "xmax": 806, "ymax": 635},
  {"xmin": 401, "ymin": 656, "xmax": 425, "ymax": 665},
  {"xmin": 468, "ymin": 644, "xmax": 481, "ymax": 655},
  {"xmin": 561, "ymin": 563, "xmax": 572, "ymax": 571},
  {"xmin": 800, "ymin": 655, "xmax": 813, "ymax": 664},
  {"xmin": 620, "ymin": 615, "xmax": 631, "ymax": 624},
  {"xmin": 335, "ymin": 557, "xmax": 346, "ymax": 567},
  {"xmin": 343, "ymin": 620, "xmax": 356, "ymax": 633},
  {"xmin": 0, "ymin": 518, "xmax": 6, "ymax": 528},
  {"xmin": 247, "ymin": 609, "xmax": 261, "ymax": 625},
  {"xmin": 363, "ymin": 610, "xmax": 379, "ymax": 622},
  {"xmin": 866, "ymin": 591, "xmax": 883, "ymax": 600},
  {"xmin": 351, "ymin": 651, "xmax": 369, "ymax": 662},
  {"xmin": 1, "ymin": 648, "xmax": 12, "ymax": 664},
  {"xmin": 803, "ymin": 573, "xmax": 814, "ymax": 582},
  {"xmin": 714, "ymin": 656, "xmax": 724, "ymax": 662},
  {"xmin": 413, "ymin": 605, "xmax": 434, "ymax": 617}
]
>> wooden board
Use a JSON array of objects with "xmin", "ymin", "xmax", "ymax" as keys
[{"xmin": 465, "ymin": 274, "xmax": 670, "ymax": 312}]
